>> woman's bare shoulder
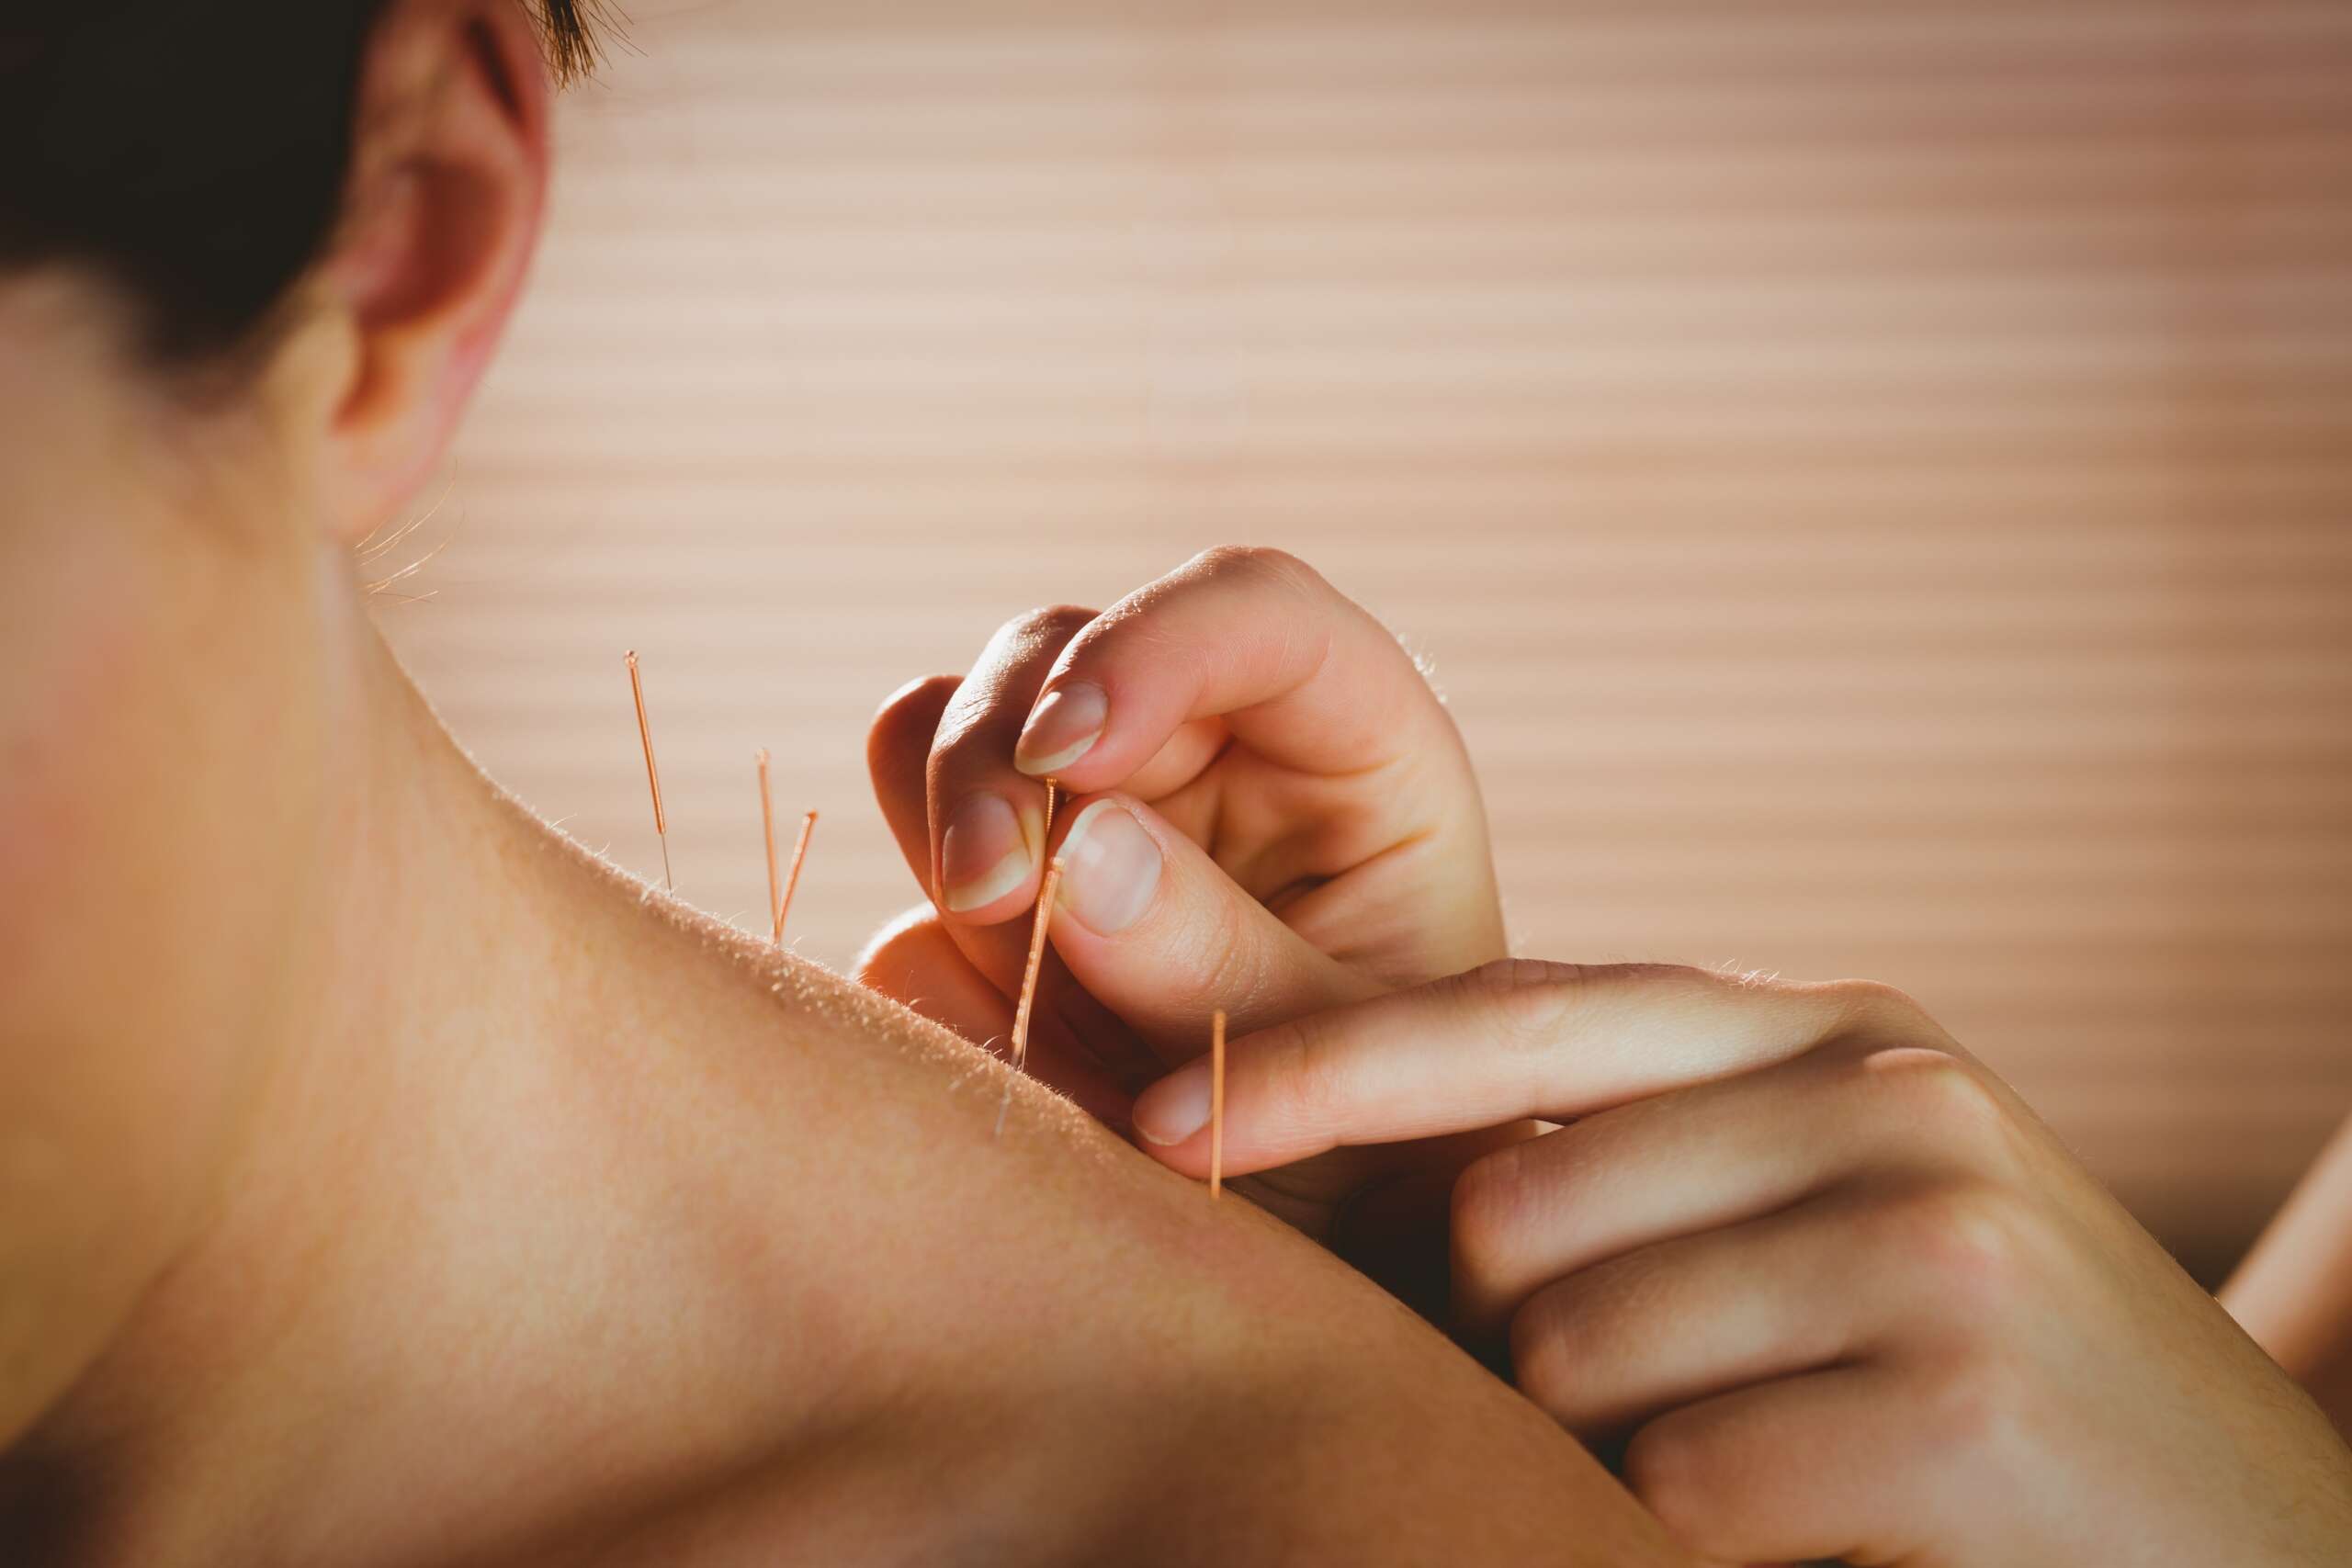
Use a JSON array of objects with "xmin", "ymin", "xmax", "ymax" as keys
[{"xmin": 531, "ymin": 920, "xmax": 1690, "ymax": 1568}]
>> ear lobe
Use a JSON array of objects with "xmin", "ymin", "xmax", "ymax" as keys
[{"xmin": 320, "ymin": 0, "xmax": 551, "ymax": 542}]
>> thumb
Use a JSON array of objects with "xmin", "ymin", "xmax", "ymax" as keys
[{"xmin": 1043, "ymin": 792, "xmax": 1383, "ymax": 1063}]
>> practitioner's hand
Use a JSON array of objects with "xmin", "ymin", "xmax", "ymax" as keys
[
  {"xmin": 857, "ymin": 546, "xmax": 1512, "ymax": 1244},
  {"xmin": 1131, "ymin": 959, "xmax": 2352, "ymax": 1567}
]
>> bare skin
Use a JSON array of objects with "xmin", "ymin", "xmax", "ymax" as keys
[
  {"xmin": 0, "ymin": 5, "xmax": 1689, "ymax": 1562},
  {"xmin": 1133, "ymin": 962, "xmax": 2352, "ymax": 1565},
  {"xmin": 1, "ymin": 632, "xmax": 1685, "ymax": 1567},
  {"xmin": 860, "ymin": 550, "xmax": 2352, "ymax": 1562},
  {"xmin": 2230, "ymin": 1115, "xmax": 2352, "ymax": 1440}
]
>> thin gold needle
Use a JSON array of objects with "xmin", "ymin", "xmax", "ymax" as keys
[
  {"xmin": 1011, "ymin": 857, "xmax": 1064, "ymax": 1077},
  {"xmin": 996, "ymin": 855, "xmax": 1066, "ymax": 1139},
  {"xmin": 624, "ymin": 650, "xmax": 672, "ymax": 892},
  {"xmin": 756, "ymin": 750, "xmax": 782, "ymax": 943},
  {"xmin": 777, "ymin": 810, "xmax": 817, "ymax": 945},
  {"xmin": 1210, "ymin": 1010, "xmax": 1227, "ymax": 1201}
]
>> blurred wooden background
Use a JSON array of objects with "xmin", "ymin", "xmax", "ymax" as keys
[{"xmin": 381, "ymin": 0, "xmax": 2352, "ymax": 1282}]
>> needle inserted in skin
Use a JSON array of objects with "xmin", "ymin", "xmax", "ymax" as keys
[
  {"xmin": 624, "ymin": 651, "xmax": 672, "ymax": 892},
  {"xmin": 995, "ymin": 856, "xmax": 1065, "ymax": 1139},
  {"xmin": 1011, "ymin": 857, "xmax": 1064, "ymax": 1077},
  {"xmin": 756, "ymin": 750, "xmax": 782, "ymax": 943},
  {"xmin": 777, "ymin": 810, "xmax": 817, "ymax": 945},
  {"xmin": 1210, "ymin": 1010, "xmax": 1227, "ymax": 1201}
]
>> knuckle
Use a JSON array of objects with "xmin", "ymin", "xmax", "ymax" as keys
[
  {"xmin": 1182, "ymin": 545, "xmax": 1336, "ymax": 616},
  {"xmin": 928, "ymin": 684, "xmax": 1003, "ymax": 760},
  {"xmin": 1256, "ymin": 1011, "xmax": 1351, "ymax": 1137},
  {"xmin": 1917, "ymin": 1349, "xmax": 2035, "ymax": 1458},
  {"xmin": 1190, "ymin": 892, "xmax": 1271, "ymax": 1011},
  {"xmin": 1190, "ymin": 543, "xmax": 1308, "ymax": 585},
  {"xmin": 1004, "ymin": 603, "xmax": 1095, "ymax": 642},
  {"xmin": 1878, "ymin": 1180, "xmax": 2032, "ymax": 1308},
  {"xmin": 1858, "ymin": 1044, "xmax": 2011, "ymax": 1145},
  {"xmin": 923, "ymin": 714, "xmax": 986, "ymax": 780},
  {"xmin": 1825, "ymin": 976, "xmax": 1939, "ymax": 1036},
  {"xmin": 1448, "ymin": 959, "xmax": 1713, "ymax": 1071},
  {"xmin": 933, "ymin": 610, "xmax": 1085, "ymax": 758},
  {"xmin": 1459, "ymin": 955, "xmax": 1584, "ymax": 996},
  {"xmin": 1450, "ymin": 957, "xmax": 1586, "ymax": 1043}
]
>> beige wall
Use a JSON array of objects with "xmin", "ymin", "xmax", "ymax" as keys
[{"xmin": 382, "ymin": 0, "xmax": 2352, "ymax": 1282}]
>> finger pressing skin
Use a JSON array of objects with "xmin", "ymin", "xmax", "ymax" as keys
[
  {"xmin": 1012, "ymin": 545, "xmax": 1463, "ymax": 793},
  {"xmin": 1043, "ymin": 791, "xmax": 1384, "ymax": 1065},
  {"xmin": 927, "ymin": 607, "xmax": 1093, "ymax": 925},
  {"xmin": 1449, "ymin": 1041, "xmax": 2006, "ymax": 1336},
  {"xmin": 1131, "ymin": 960, "xmax": 1916, "ymax": 1168}
]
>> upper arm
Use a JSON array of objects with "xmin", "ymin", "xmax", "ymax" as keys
[
  {"xmin": 2225, "ymin": 1113, "xmax": 2352, "ymax": 1437},
  {"xmin": 600, "ymin": 947, "xmax": 1693, "ymax": 1567}
]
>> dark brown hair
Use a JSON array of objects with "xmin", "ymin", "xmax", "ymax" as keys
[{"xmin": 0, "ymin": 2, "xmax": 605, "ymax": 364}]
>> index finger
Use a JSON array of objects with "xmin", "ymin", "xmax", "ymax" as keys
[
  {"xmin": 1011, "ymin": 545, "xmax": 1464, "ymax": 792},
  {"xmin": 1130, "ymin": 960, "xmax": 1913, "ymax": 1176}
]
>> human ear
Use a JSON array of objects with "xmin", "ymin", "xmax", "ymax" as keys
[{"xmin": 313, "ymin": 0, "xmax": 552, "ymax": 542}]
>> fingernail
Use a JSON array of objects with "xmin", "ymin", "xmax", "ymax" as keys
[
  {"xmin": 1015, "ymin": 682, "xmax": 1107, "ymax": 776},
  {"xmin": 1054, "ymin": 798, "xmax": 1160, "ymax": 935},
  {"xmin": 1134, "ymin": 1059, "xmax": 1212, "ymax": 1145},
  {"xmin": 941, "ymin": 794, "xmax": 1030, "ymax": 913}
]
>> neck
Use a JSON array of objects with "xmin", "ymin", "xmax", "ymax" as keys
[{"xmin": 1, "ymin": 622, "xmax": 879, "ymax": 1563}]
